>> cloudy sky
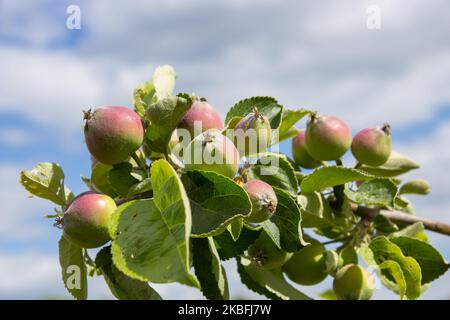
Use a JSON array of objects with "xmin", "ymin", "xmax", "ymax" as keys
[{"xmin": 0, "ymin": 0, "xmax": 449, "ymax": 299}]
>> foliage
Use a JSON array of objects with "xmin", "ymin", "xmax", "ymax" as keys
[{"xmin": 19, "ymin": 65, "xmax": 448, "ymax": 300}]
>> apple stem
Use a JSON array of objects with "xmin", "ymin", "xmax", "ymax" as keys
[{"xmin": 131, "ymin": 152, "xmax": 148, "ymax": 173}]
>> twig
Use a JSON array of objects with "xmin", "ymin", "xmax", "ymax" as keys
[
  {"xmin": 352, "ymin": 204, "xmax": 450, "ymax": 236},
  {"xmin": 131, "ymin": 152, "xmax": 148, "ymax": 173}
]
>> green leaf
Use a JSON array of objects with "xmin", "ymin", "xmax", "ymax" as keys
[
  {"xmin": 127, "ymin": 178, "xmax": 152, "ymax": 197},
  {"xmin": 110, "ymin": 160, "xmax": 198, "ymax": 287},
  {"xmin": 237, "ymin": 256, "xmax": 311, "ymax": 300},
  {"xmin": 273, "ymin": 108, "xmax": 311, "ymax": 144},
  {"xmin": 227, "ymin": 219, "xmax": 243, "ymax": 241},
  {"xmin": 90, "ymin": 163, "xmax": 117, "ymax": 197},
  {"xmin": 297, "ymin": 192, "xmax": 337, "ymax": 229},
  {"xmin": 131, "ymin": 65, "xmax": 176, "ymax": 115},
  {"xmin": 95, "ymin": 246, "xmax": 162, "ymax": 300},
  {"xmin": 390, "ymin": 236, "xmax": 450, "ymax": 285},
  {"xmin": 181, "ymin": 170, "xmax": 252, "ymax": 237},
  {"xmin": 260, "ymin": 187, "xmax": 306, "ymax": 252},
  {"xmin": 108, "ymin": 162, "xmax": 140, "ymax": 197},
  {"xmin": 394, "ymin": 196, "xmax": 416, "ymax": 214},
  {"xmin": 344, "ymin": 179, "xmax": 398, "ymax": 207},
  {"xmin": 363, "ymin": 236, "xmax": 422, "ymax": 299},
  {"xmin": 214, "ymin": 224, "xmax": 262, "ymax": 260},
  {"xmin": 152, "ymin": 65, "xmax": 177, "ymax": 101},
  {"xmin": 58, "ymin": 236, "xmax": 87, "ymax": 300},
  {"xmin": 20, "ymin": 162, "xmax": 74, "ymax": 206},
  {"xmin": 373, "ymin": 214, "xmax": 399, "ymax": 233},
  {"xmin": 245, "ymin": 153, "xmax": 298, "ymax": 196},
  {"xmin": 378, "ymin": 260, "xmax": 407, "ymax": 298},
  {"xmin": 192, "ymin": 238, "xmax": 229, "ymax": 300},
  {"xmin": 225, "ymin": 96, "xmax": 283, "ymax": 129},
  {"xmin": 338, "ymin": 246, "xmax": 359, "ymax": 266},
  {"xmin": 359, "ymin": 151, "xmax": 420, "ymax": 177},
  {"xmin": 300, "ymin": 166, "xmax": 373, "ymax": 194},
  {"xmin": 359, "ymin": 242, "xmax": 407, "ymax": 298},
  {"xmin": 132, "ymin": 80, "xmax": 155, "ymax": 116},
  {"xmin": 390, "ymin": 222, "xmax": 424, "ymax": 239},
  {"xmin": 145, "ymin": 95, "xmax": 192, "ymax": 153},
  {"xmin": 236, "ymin": 257, "xmax": 279, "ymax": 300},
  {"xmin": 399, "ymin": 179, "xmax": 431, "ymax": 195}
]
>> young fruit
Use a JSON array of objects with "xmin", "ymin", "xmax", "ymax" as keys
[
  {"xmin": 248, "ymin": 232, "xmax": 291, "ymax": 270},
  {"xmin": 351, "ymin": 124, "xmax": 392, "ymax": 166},
  {"xmin": 333, "ymin": 264, "xmax": 375, "ymax": 300},
  {"xmin": 243, "ymin": 180, "xmax": 278, "ymax": 223},
  {"xmin": 61, "ymin": 192, "xmax": 117, "ymax": 248},
  {"xmin": 178, "ymin": 98, "xmax": 223, "ymax": 139},
  {"xmin": 183, "ymin": 129, "xmax": 240, "ymax": 178},
  {"xmin": 292, "ymin": 129, "xmax": 321, "ymax": 169},
  {"xmin": 84, "ymin": 106, "xmax": 144, "ymax": 165},
  {"xmin": 282, "ymin": 241, "xmax": 328, "ymax": 286},
  {"xmin": 305, "ymin": 114, "xmax": 352, "ymax": 161},
  {"xmin": 233, "ymin": 109, "xmax": 271, "ymax": 156}
]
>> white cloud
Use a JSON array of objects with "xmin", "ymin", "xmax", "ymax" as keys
[
  {"xmin": 0, "ymin": 165, "xmax": 51, "ymax": 240},
  {"xmin": 0, "ymin": 47, "xmax": 104, "ymax": 133},
  {"xmin": 0, "ymin": 0, "xmax": 66, "ymax": 47},
  {"xmin": 0, "ymin": 252, "xmax": 60, "ymax": 298},
  {"xmin": 0, "ymin": 127, "xmax": 32, "ymax": 146},
  {"xmin": 397, "ymin": 121, "xmax": 450, "ymax": 225},
  {"xmin": 0, "ymin": 0, "xmax": 450, "ymax": 131}
]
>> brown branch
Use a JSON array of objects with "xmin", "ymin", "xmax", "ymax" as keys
[{"xmin": 352, "ymin": 204, "xmax": 450, "ymax": 236}]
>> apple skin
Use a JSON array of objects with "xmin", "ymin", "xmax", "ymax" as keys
[
  {"xmin": 305, "ymin": 114, "xmax": 352, "ymax": 161},
  {"xmin": 243, "ymin": 180, "xmax": 278, "ymax": 223},
  {"xmin": 351, "ymin": 125, "xmax": 392, "ymax": 166},
  {"xmin": 184, "ymin": 129, "xmax": 240, "ymax": 179},
  {"xmin": 333, "ymin": 264, "xmax": 375, "ymax": 300},
  {"xmin": 282, "ymin": 241, "xmax": 328, "ymax": 286},
  {"xmin": 248, "ymin": 232, "xmax": 292, "ymax": 270},
  {"xmin": 233, "ymin": 110, "xmax": 271, "ymax": 156},
  {"xmin": 84, "ymin": 106, "xmax": 144, "ymax": 165},
  {"xmin": 62, "ymin": 192, "xmax": 117, "ymax": 248},
  {"xmin": 292, "ymin": 129, "xmax": 322, "ymax": 169},
  {"xmin": 179, "ymin": 99, "xmax": 223, "ymax": 139}
]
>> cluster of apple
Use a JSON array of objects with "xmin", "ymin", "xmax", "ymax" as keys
[
  {"xmin": 60, "ymin": 95, "xmax": 392, "ymax": 300},
  {"xmin": 247, "ymin": 232, "xmax": 375, "ymax": 300},
  {"xmin": 63, "ymin": 98, "xmax": 277, "ymax": 244},
  {"xmin": 292, "ymin": 114, "xmax": 391, "ymax": 169}
]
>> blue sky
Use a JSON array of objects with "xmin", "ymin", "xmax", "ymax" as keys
[{"xmin": 0, "ymin": 0, "xmax": 449, "ymax": 299}]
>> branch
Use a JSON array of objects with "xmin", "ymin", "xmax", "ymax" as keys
[
  {"xmin": 131, "ymin": 152, "xmax": 148, "ymax": 173},
  {"xmin": 353, "ymin": 204, "xmax": 450, "ymax": 236}
]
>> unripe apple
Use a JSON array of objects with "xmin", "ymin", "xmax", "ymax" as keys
[
  {"xmin": 292, "ymin": 129, "xmax": 321, "ymax": 169},
  {"xmin": 282, "ymin": 241, "xmax": 328, "ymax": 286},
  {"xmin": 84, "ymin": 106, "xmax": 144, "ymax": 165},
  {"xmin": 179, "ymin": 98, "xmax": 223, "ymax": 139},
  {"xmin": 351, "ymin": 124, "xmax": 392, "ymax": 166},
  {"xmin": 248, "ymin": 232, "xmax": 291, "ymax": 270},
  {"xmin": 183, "ymin": 129, "xmax": 240, "ymax": 179},
  {"xmin": 333, "ymin": 264, "xmax": 375, "ymax": 300},
  {"xmin": 243, "ymin": 180, "xmax": 278, "ymax": 223},
  {"xmin": 233, "ymin": 109, "xmax": 271, "ymax": 156},
  {"xmin": 62, "ymin": 192, "xmax": 117, "ymax": 248},
  {"xmin": 305, "ymin": 114, "xmax": 352, "ymax": 161}
]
